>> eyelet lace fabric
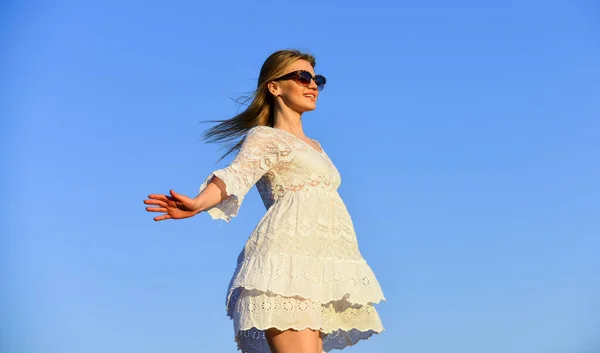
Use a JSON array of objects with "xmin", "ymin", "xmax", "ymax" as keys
[{"xmin": 199, "ymin": 126, "xmax": 385, "ymax": 352}]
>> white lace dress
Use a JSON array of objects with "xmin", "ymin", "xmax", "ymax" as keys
[{"xmin": 199, "ymin": 126, "xmax": 385, "ymax": 353}]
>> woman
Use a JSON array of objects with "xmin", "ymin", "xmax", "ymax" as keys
[{"xmin": 144, "ymin": 49, "xmax": 385, "ymax": 353}]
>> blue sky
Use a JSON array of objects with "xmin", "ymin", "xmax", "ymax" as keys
[{"xmin": 3, "ymin": 0, "xmax": 599, "ymax": 352}]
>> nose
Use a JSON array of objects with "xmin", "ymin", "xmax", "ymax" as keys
[{"xmin": 307, "ymin": 78, "xmax": 319, "ymax": 90}]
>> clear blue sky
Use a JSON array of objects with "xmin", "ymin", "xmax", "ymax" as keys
[{"xmin": 3, "ymin": 1, "xmax": 599, "ymax": 352}]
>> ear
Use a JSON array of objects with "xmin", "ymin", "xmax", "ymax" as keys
[{"xmin": 267, "ymin": 81, "xmax": 280, "ymax": 97}]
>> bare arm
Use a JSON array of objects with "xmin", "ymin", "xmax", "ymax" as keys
[{"xmin": 193, "ymin": 176, "xmax": 229, "ymax": 212}]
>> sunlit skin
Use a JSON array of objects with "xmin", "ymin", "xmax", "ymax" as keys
[{"xmin": 143, "ymin": 59, "xmax": 321, "ymax": 221}]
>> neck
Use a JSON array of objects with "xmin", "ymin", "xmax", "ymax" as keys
[{"xmin": 272, "ymin": 102, "xmax": 305, "ymax": 137}]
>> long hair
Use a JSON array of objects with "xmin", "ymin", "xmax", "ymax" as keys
[{"xmin": 202, "ymin": 49, "xmax": 316, "ymax": 161}]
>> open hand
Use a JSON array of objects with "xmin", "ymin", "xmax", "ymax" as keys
[{"xmin": 144, "ymin": 190, "xmax": 201, "ymax": 221}]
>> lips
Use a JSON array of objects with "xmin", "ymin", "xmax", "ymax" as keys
[{"xmin": 303, "ymin": 92, "xmax": 317, "ymax": 99}]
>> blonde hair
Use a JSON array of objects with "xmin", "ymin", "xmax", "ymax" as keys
[{"xmin": 203, "ymin": 49, "xmax": 316, "ymax": 161}]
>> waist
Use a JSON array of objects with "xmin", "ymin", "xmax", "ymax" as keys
[{"xmin": 261, "ymin": 183, "xmax": 339, "ymax": 208}]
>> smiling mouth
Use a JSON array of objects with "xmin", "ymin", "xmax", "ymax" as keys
[{"xmin": 304, "ymin": 93, "xmax": 316, "ymax": 99}]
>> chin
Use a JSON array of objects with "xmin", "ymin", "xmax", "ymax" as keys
[
  {"xmin": 301, "ymin": 103, "xmax": 317, "ymax": 112},
  {"xmin": 290, "ymin": 101, "xmax": 317, "ymax": 114}
]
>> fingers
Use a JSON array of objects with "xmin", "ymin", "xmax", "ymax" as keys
[
  {"xmin": 144, "ymin": 199, "xmax": 168, "ymax": 207},
  {"xmin": 146, "ymin": 206, "xmax": 167, "ymax": 213},
  {"xmin": 147, "ymin": 194, "xmax": 174, "ymax": 202},
  {"xmin": 170, "ymin": 189, "xmax": 184, "ymax": 201},
  {"xmin": 154, "ymin": 214, "xmax": 171, "ymax": 221},
  {"xmin": 144, "ymin": 197, "xmax": 169, "ymax": 218},
  {"xmin": 145, "ymin": 192, "xmax": 182, "ymax": 222}
]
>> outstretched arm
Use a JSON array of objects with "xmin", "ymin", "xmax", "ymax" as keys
[
  {"xmin": 144, "ymin": 176, "xmax": 229, "ymax": 221},
  {"xmin": 144, "ymin": 126, "xmax": 286, "ymax": 222}
]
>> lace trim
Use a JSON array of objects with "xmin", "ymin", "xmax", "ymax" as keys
[
  {"xmin": 198, "ymin": 171, "xmax": 242, "ymax": 222},
  {"xmin": 230, "ymin": 288, "xmax": 383, "ymax": 331},
  {"xmin": 231, "ymin": 288, "xmax": 384, "ymax": 353},
  {"xmin": 225, "ymin": 252, "xmax": 386, "ymax": 310},
  {"xmin": 235, "ymin": 327, "xmax": 382, "ymax": 353}
]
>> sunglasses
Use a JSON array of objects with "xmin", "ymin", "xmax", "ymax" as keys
[{"xmin": 273, "ymin": 70, "xmax": 327, "ymax": 91}]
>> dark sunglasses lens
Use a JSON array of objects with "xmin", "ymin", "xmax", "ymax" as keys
[
  {"xmin": 315, "ymin": 75, "xmax": 326, "ymax": 91},
  {"xmin": 297, "ymin": 71, "xmax": 313, "ymax": 86}
]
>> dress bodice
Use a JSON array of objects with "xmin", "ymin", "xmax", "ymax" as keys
[{"xmin": 199, "ymin": 126, "xmax": 342, "ymax": 220}]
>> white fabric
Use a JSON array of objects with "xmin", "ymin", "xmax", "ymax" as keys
[{"xmin": 199, "ymin": 126, "xmax": 385, "ymax": 352}]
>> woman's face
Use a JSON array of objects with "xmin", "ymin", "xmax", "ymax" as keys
[{"xmin": 271, "ymin": 59, "xmax": 319, "ymax": 114}]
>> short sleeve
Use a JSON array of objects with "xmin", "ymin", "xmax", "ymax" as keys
[{"xmin": 199, "ymin": 127, "xmax": 288, "ymax": 222}]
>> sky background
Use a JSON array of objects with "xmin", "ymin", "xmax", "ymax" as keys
[{"xmin": 2, "ymin": 0, "xmax": 600, "ymax": 352}]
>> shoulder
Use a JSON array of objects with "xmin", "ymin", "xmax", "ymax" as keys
[
  {"xmin": 244, "ymin": 126, "xmax": 293, "ymax": 156},
  {"xmin": 247, "ymin": 125, "xmax": 275, "ymax": 135},
  {"xmin": 246, "ymin": 126, "xmax": 283, "ymax": 142}
]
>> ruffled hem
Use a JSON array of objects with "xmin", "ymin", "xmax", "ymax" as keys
[
  {"xmin": 198, "ymin": 171, "xmax": 244, "ymax": 222},
  {"xmin": 234, "ymin": 327, "xmax": 383, "ymax": 353},
  {"xmin": 225, "ymin": 252, "xmax": 386, "ymax": 310},
  {"xmin": 237, "ymin": 324, "xmax": 384, "ymax": 336},
  {"xmin": 230, "ymin": 287, "xmax": 384, "ymax": 353}
]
